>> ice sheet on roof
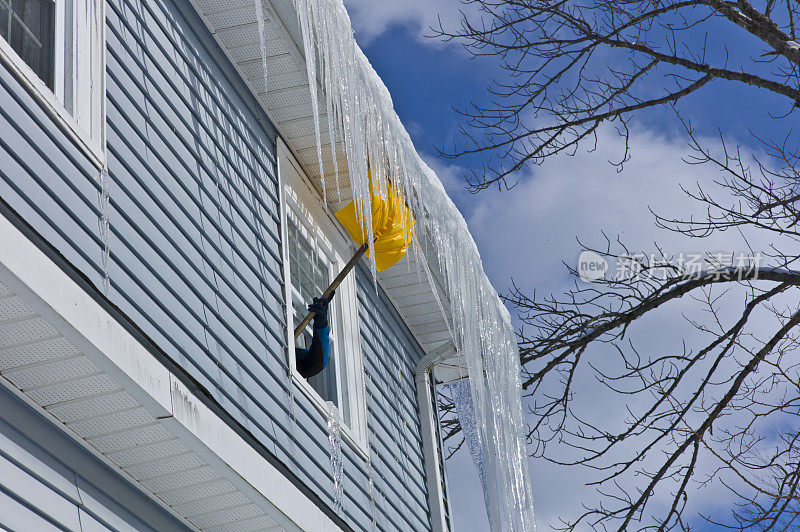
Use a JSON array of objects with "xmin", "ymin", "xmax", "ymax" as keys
[{"xmin": 269, "ymin": 0, "xmax": 538, "ymax": 528}]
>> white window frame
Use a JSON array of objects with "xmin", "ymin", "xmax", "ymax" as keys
[
  {"xmin": 277, "ymin": 139, "xmax": 369, "ymax": 458},
  {"xmin": 0, "ymin": 0, "xmax": 105, "ymax": 168}
]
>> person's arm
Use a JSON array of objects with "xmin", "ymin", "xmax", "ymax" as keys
[{"xmin": 295, "ymin": 292, "xmax": 334, "ymax": 378}]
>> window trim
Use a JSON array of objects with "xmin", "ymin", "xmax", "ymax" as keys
[
  {"xmin": 0, "ymin": 0, "xmax": 105, "ymax": 169},
  {"xmin": 53, "ymin": 0, "xmax": 66, "ymax": 102},
  {"xmin": 277, "ymin": 139, "xmax": 369, "ymax": 459}
]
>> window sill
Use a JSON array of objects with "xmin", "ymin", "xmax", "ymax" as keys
[
  {"xmin": 290, "ymin": 371, "xmax": 370, "ymax": 462},
  {"xmin": 0, "ymin": 38, "xmax": 105, "ymax": 170}
]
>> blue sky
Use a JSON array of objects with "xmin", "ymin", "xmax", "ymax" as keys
[{"xmin": 343, "ymin": 2, "xmax": 787, "ymax": 530}]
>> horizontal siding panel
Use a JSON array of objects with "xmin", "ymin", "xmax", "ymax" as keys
[
  {"xmin": 0, "ymin": 452, "xmax": 82, "ymax": 531},
  {"xmin": 0, "ymin": 74, "xmax": 104, "ymax": 290},
  {"xmin": 0, "ymin": 489, "xmax": 64, "ymax": 532},
  {"xmin": 357, "ymin": 268, "xmax": 432, "ymax": 531},
  {"xmin": 0, "ymin": 428, "xmax": 81, "ymax": 507}
]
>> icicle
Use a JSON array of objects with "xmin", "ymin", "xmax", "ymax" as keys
[
  {"xmin": 366, "ymin": 457, "xmax": 378, "ymax": 531},
  {"xmin": 293, "ymin": 1, "xmax": 536, "ymax": 529},
  {"xmin": 295, "ymin": 0, "xmax": 327, "ymax": 204},
  {"xmin": 419, "ymin": 162, "xmax": 537, "ymax": 532},
  {"xmin": 98, "ymin": 165, "xmax": 111, "ymax": 295},
  {"xmin": 452, "ymin": 379, "xmax": 501, "ymax": 527},
  {"xmin": 327, "ymin": 402, "xmax": 344, "ymax": 514},
  {"xmin": 317, "ymin": 5, "xmax": 341, "ymax": 202},
  {"xmin": 253, "ymin": 0, "xmax": 270, "ymax": 93}
]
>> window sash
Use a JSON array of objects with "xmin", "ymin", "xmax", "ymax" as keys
[
  {"xmin": 287, "ymin": 209, "xmax": 352, "ymax": 426},
  {"xmin": 1, "ymin": 0, "xmax": 56, "ymax": 89},
  {"xmin": 278, "ymin": 143, "xmax": 368, "ymax": 453}
]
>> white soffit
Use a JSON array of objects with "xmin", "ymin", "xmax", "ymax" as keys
[
  {"xmin": 190, "ymin": 0, "xmax": 456, "ymax": 356},
  {"xmin": 0, "ymin": 213, "xmax": 340, "ymax": 532}
]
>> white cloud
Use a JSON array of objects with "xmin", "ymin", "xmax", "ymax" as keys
[
  {"xmin": 442, "ymin": 127, "xmax": 775, "ymax": 529},
  {"xmin": 466, "ymin": 127, "xmax": 759, "ymax": 296},
  {"xmin": 343, "ymin": 0, "xmax": 468, "ymax": 45}
]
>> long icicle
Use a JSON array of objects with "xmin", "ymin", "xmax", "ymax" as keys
[
  {"xmin": 99, "ymin": 165, "xmax": 111, "ymax": 295},
  {"xmin": 253, "ymin": 0, "xmax": 270, "ymax": 94},
  {"xmin": 295, "ymin": 0, "xmax": 327, "ymax": 205},
  {"xmin": 326, "ymin": 402, "xmax": 344, "ymax": 514}
]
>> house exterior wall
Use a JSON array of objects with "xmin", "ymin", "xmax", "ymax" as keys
[
  {"xmin": 358, "ymin": 269, "xmax": 430, "ymax": 530},
  {"xmin": 0, "ymin": 0, "xmax": 432, "ymax": 529},
  {"xmin": 356, "ymin": 265, "xmax": 432, "ymax": 531}
]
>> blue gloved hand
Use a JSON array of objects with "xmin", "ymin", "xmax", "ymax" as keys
[{"xmin": 309, "ymin": 290, "xmax": 335, "ymax": 329}]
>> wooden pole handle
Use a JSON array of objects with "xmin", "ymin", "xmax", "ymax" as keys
[{"xmin": 293, "ymin": 243, "xmax": 369, "ymax": 340}]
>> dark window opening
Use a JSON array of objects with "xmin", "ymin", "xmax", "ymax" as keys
[
  {"xmin": 287, "ymin": 217, "xmax": 341, "ymax": 409},
  {"xmin": 1, "ymin": 0, "xmax": 55, "ymax": 89}
]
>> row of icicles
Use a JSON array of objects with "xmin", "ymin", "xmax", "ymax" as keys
[
  {"xmin": 287, "ymin": 0, "xmax": 536, "ymax": 529},
  {"xmin": 259, "ymin": 0, "xmax": 538, "ymax": 528}
]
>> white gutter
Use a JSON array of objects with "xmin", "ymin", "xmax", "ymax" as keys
[{"xmin": 415, "ymin": 341, "xmax": 456, "ymax": 532}]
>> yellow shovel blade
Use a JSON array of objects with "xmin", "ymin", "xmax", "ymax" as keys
[{"xmin": 335, "ymin": 174, "xmax": 415, "ymax": 272}]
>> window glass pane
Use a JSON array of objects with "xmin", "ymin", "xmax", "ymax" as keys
[
  {"xmin": 287, "ymin": 220, "xmax": 300, "ymax": 288},
  {"xmin": 5, "ymin": 0, "xmax": 55, "ymax": 89},
  {"xmin": 0, "ymin": 1, "xmax": 8, "ymax": 41},
  {"xmin": 293, "ymin": 298, "xmax": 313, "ymax": 349},
  {"xmin": 287, "ymin": 216, "xmax": 341, "ymax": 408}
]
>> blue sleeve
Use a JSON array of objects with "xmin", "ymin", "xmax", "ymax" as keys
[
  {"xmin": 295, "ymin": 325, "xmax": 329, "ymax": 378},
  {"xmin": 317, "ymin": 325, "xmax": 330, "ymax": 368}
]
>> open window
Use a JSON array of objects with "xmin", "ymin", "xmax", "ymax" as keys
[
  {"xmin": 286, "ymin": 212, "xmax": 346, "ymax": 409},
  {"xmin": 0, "ymin": 0, "xmax": 105, "ymax": 160},
  {"xmin": 278, "ymin": 141, "xmax": 368, "ymax": 454}
]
